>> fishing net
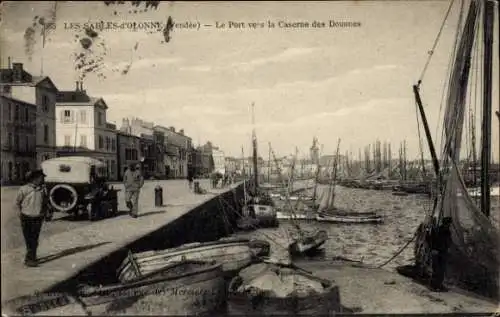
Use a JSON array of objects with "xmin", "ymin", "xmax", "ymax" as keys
[{"xmin": 416, "ymin": 0, "xmax": 499, "ymax": 298}]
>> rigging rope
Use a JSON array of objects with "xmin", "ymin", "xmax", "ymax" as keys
[{"xmin": 418, "ymin": 0, "xmax": 456, "ymax": 83}]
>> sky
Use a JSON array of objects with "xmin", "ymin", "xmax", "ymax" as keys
[{"xmin": 0, "ymin": 1, "xmax": 498, "ymax": 161}]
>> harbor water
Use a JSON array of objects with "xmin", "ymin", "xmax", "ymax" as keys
[{"xmin": 234, "ymin": 185, "xmax": 500, "ymax": 271}]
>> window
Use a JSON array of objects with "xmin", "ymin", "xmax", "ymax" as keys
[
  {"xmin": 14, "ymin": 104, "xmax": 19, "ymax": 121},
  {"xmin": 24, "ymin": 107, "xmax": 29, "ymax": 123},
  {"xmin": 80, "ymin": 135, "xmax": 87, "ymax": 147},
  {"xmin": 63, "ymin": 110, "xmax": 72, "ymax": 123},
  {"xmin": 44, "ymin": 125, "xmax": 49, "ymax": 144},
  {"xmin": 111, "ymin": 139, "xmax": 116, "ymax": 151},
  {"xmin": 106, "ymin": 136, "xmax": 110, "ymax": 150},
  {"xmin": 25, "ymin": 135, "xmax": 29, "ymax": 151},
  {"xmin": 79, "ymin": 110, "xmax": 87, "ymax": 124},
  {"xmin": 8, "ymin": 103, "xmax": 12, "ymax": 121},
  {"xmin": 42, "ymin": 95, "xmax": 49, "ymax": 112},
  {"xmin": 98, "ymin": 112, "xmax": 103, "ymax": 125},
  {"xmin": 7, "ymin": 133, "xmax": 12, "ymax": 147},
  {"xmin": 98, "ymin": 135, "xmax": 104, "ymax": 149},
  {"xmin": 14, "ymin": 134, "xmax": 19, "ymax": 151},
  {"xmin": 64, "ymin": 135, "xmax": 71, "ymax": 146},
  {"xmin": 111, "ymin": 160, "xmax": 116, "ymax": 177}
]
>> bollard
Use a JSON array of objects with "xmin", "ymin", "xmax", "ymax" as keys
[
  {"xmin": 154, "ymin": 185, "xmax": 163, "ymax": 206},
  {"xmin": 194, "ymin": 181, "xmax": 200, "ymax": 194}
]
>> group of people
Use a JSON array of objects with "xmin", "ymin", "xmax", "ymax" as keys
[{"xmin": 210, "ymin": 171, "xmax": 235, "ymax": 189}]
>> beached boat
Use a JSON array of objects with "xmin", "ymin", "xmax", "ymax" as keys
[
  {"xmin": 288, "ymin": 229, "xmax": 328, "ymax": 255},
  {"xmin": 79, "ymin": 260, "xmax": 225, "ymax": 315},
  {"xmin": 316, "ymin": 212, "xmax": 383, "ymax": 224},
  {"xmin": 117, "ymin": 237, "xmax": 254, "ymax": 282},
  {"xmin": 227, "ymin": 262, "xmax": 341, "ymax": 315},
  {"xmin": 276, "ymin": 211, "xmax": 316, "ymax": 220}
]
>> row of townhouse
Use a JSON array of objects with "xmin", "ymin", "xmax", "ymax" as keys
[{"xmin": 0, "ymin": 61, "xmax": 204, "ymax": 184}]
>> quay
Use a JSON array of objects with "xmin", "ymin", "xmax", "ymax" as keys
[{"xmin": 1, "ymin": 179, "xmax": 244, "ymax": 303}]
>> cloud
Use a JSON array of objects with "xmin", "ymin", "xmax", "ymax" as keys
[{"xmin": 230, "ymin": 47, "xmax": 320, "ymax": 71}]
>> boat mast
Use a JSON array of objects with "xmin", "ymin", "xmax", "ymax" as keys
[
  {"xmin": 480, "ymin": 0, "xmax": 495, "ymax": 217},
  {"xmin": 251, "ymin": 102, "xmax": 259, "ymax": 193},
  {"xmin": 241, "ymin": 146, "xmax": 247, "ymax": 206},
  {"xmin": 267, "ymin": 142, "xmax": 271, "ymax": 182}
]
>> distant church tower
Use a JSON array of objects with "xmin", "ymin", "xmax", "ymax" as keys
[{"xmin": 310, "ymin": 137, "xmax": 319, "ymax": 164}]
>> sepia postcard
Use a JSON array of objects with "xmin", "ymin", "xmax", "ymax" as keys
[{"xmin": 0, "ymin": 0, "xmax": 499, "ymax": 315}]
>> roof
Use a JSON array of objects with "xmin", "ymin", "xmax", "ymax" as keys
[
  {"xmin": 41, "ymin": 156, "xmax": 105, "ymax": 166},
  {"xmin": 0, "ymin": 95, "xmax": 37, "ymax": 108},
  {"xmin": 0, "ymin": 69, "xmax": 58, "ymax": 90},
  {"xmin": 56, "ymin": 92, "xmax": 108, "ymax": 109}
]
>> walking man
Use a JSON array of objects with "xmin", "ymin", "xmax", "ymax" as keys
[
  {"xmin": 15, "ymin": 169, "xmax": 50, "ymax": 267},
  {"xmin": 123, "ymin": 163, "xmax": 144, "ymax": 218}
]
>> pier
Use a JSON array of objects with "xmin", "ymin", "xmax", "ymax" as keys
[{"xmin": 1, "ymin": 180, "xmax": 244, "ymax": 303}]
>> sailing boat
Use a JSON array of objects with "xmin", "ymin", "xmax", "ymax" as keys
[
  {"xmin": 245, "ymin": 102, "xmax": 278, "ymax": 228},
  {"xmin": 316, "ymin": 139, "xmax": 384, "ymax": 224},
  {"xmin": 408, "ymin": 0, "xmax": 499, "ymax": 299}
]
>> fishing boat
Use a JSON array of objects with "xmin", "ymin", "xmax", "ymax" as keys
[
  {"xmin": 117, "ymin": 237, "xmax": 254, "ymax": 282},
  {"xmin": 316, "ymin": 212, "xmax": 383, "ymax": 224},
  {"xmin": 79, "ymin": 260, "xmax": 225, "ymax": 315},
  {"xmin": 288, "ymin": 229, "xmax": 328, "ymax": 256},
  {"xmin": 409, "ymin": 0, "xmax": 499, "ymax": 299},
  {"xmin": 246, "ymin": 103, "xmax": 278, "ymax": 227},
  {"xmin": 227, "ymin": 262, "xmax": 341, "ymax": 315}
]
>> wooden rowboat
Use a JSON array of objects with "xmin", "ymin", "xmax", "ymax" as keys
[
  {"xmin": 227, "ymin": 263, "xmax": 341, "ymax": 315},
  {"xmin": 288, "ymin": 230, "xmax": 328, "ymax": 256},
  {"xmin": 117, "ymin": 237, "xmax": 254, "ymax": 282},
  {"xmin": 79, "ymin": 260, "xmax": 225, "ymax": 316},
  {"xmin": 316, "ymin": 212, "xmax": 383, "ymax": 224}
]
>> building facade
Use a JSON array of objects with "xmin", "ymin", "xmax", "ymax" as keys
[
  {"xmin": 116, "ymin": 131, "xmax": 141, "ymax": 180},
  {"xmin": 154, "ymin": 125, "xmax": 192, "ymax": 178},
  {"xmin": 55, "ymin": 82, "xmax": 118, "ymax": 180},
  {"xmin": 0, "ymin": 62, "xmax": 58, "ymax": 167},
  {"xmin": 0, "ymin": 96, "xmax": 37, "ymax": 184}
]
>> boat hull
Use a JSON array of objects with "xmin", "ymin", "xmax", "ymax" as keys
[
  {"xmin": 117, "ymin": 238, "xmax": 253, "ymax": 282},
  {"xmin": 289, "ymin": 230, "xmax": 328, "ymax": 255},
  {"xmin": 227, "ymin": 265, "xmax": 341, "ymax": 315},
  {"xmin": 80, "ymin": 260, "xmax": 225, "ymax": 316},
  {"xmin": 316, "ymin": 213, "xmax": 383, "ymax": 224}
]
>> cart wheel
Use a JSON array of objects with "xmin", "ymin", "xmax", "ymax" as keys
[{"xmin": 87, "ymin": 203, "xmax": 97, "ymax": 221}]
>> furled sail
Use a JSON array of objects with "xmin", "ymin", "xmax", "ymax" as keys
[{"xmin": 415, "ymin": 0, "xmax": 499, "ymax": 299}]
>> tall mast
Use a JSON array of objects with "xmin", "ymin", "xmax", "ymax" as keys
[
  {"xmin": 241, "ymin": 146, "xmax": 247, "ymax": 206},
  {"xmin": 251, "ymin": 102, "xmax": 258, "ymax": 193},
  {"xmin": 480, "ymin": 0, "xmax": 494, "ymax": 217},
  {"xmin": 267, "ymin": 142, "xmax": 271, "ymax": 181}
]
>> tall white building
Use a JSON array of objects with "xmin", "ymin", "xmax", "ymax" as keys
[
  {"xmin": 55, "ymin": 82, "xmax": 118, "ymax": 180},
  {"xmin": 212, "ymin": 148, "xmax": 226, "ymax": 174}
]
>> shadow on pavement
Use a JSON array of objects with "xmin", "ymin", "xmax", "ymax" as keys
[
  {"xmin": 137, "ymin": 210, "xmax": 166, "ymax": 218},
  {"xmin": 37, "ymin": 242, "xmax": 111, "ymax": 264}
]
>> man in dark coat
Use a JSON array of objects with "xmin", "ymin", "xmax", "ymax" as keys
[{"xmin": 429, "ymin": 216, "xmax": 453, "ymax": 292}]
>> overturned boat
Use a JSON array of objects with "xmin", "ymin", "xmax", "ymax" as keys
[
  {"xmin": 79, "ymin": 259, "xmax": 225, "ymax": 315},
  {"xmin": 227, "ymin": 262, "xmax": 341, "ymax": 315},
  {"xmin": 117, "ymin": 237, "xmax": 255, "ymax": 282}
]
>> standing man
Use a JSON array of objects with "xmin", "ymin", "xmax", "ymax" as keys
[
  {"xmin": 187, "ymin": 167, "xmax": 194, "ymax": 190},
  {"xmin": 429, "ymin": 217, "xmax": 453, "ymax": 292},
  {"xmin": 123, "ymin": 163, "xmax": 144, "ymax": 218},
  {"xmin": 15, "ymin": 169, "xmax": 50, "ymax": 267}
]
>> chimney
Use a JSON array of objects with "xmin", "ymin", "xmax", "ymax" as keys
[
  {"xmin": 12, "ymin": 63, "xmax": 23, "ymax": 82},
  {"xmin": 179, "ymin": 129, "xmax": 184, "ymax": 135},
  {"xmin": 79, "ymin": 81, "xmax": 85, "ymax": 92},
  {"xmin": 75, "ymin": 81, "xmax": 79, "ymax": 91},
  {"xmin": 169, "ymin": 126, "xmax": 175, "ymax": 132},
  {"xmin": 7, "ymin": 57, "xmax": 11, "ymax": 68}
]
